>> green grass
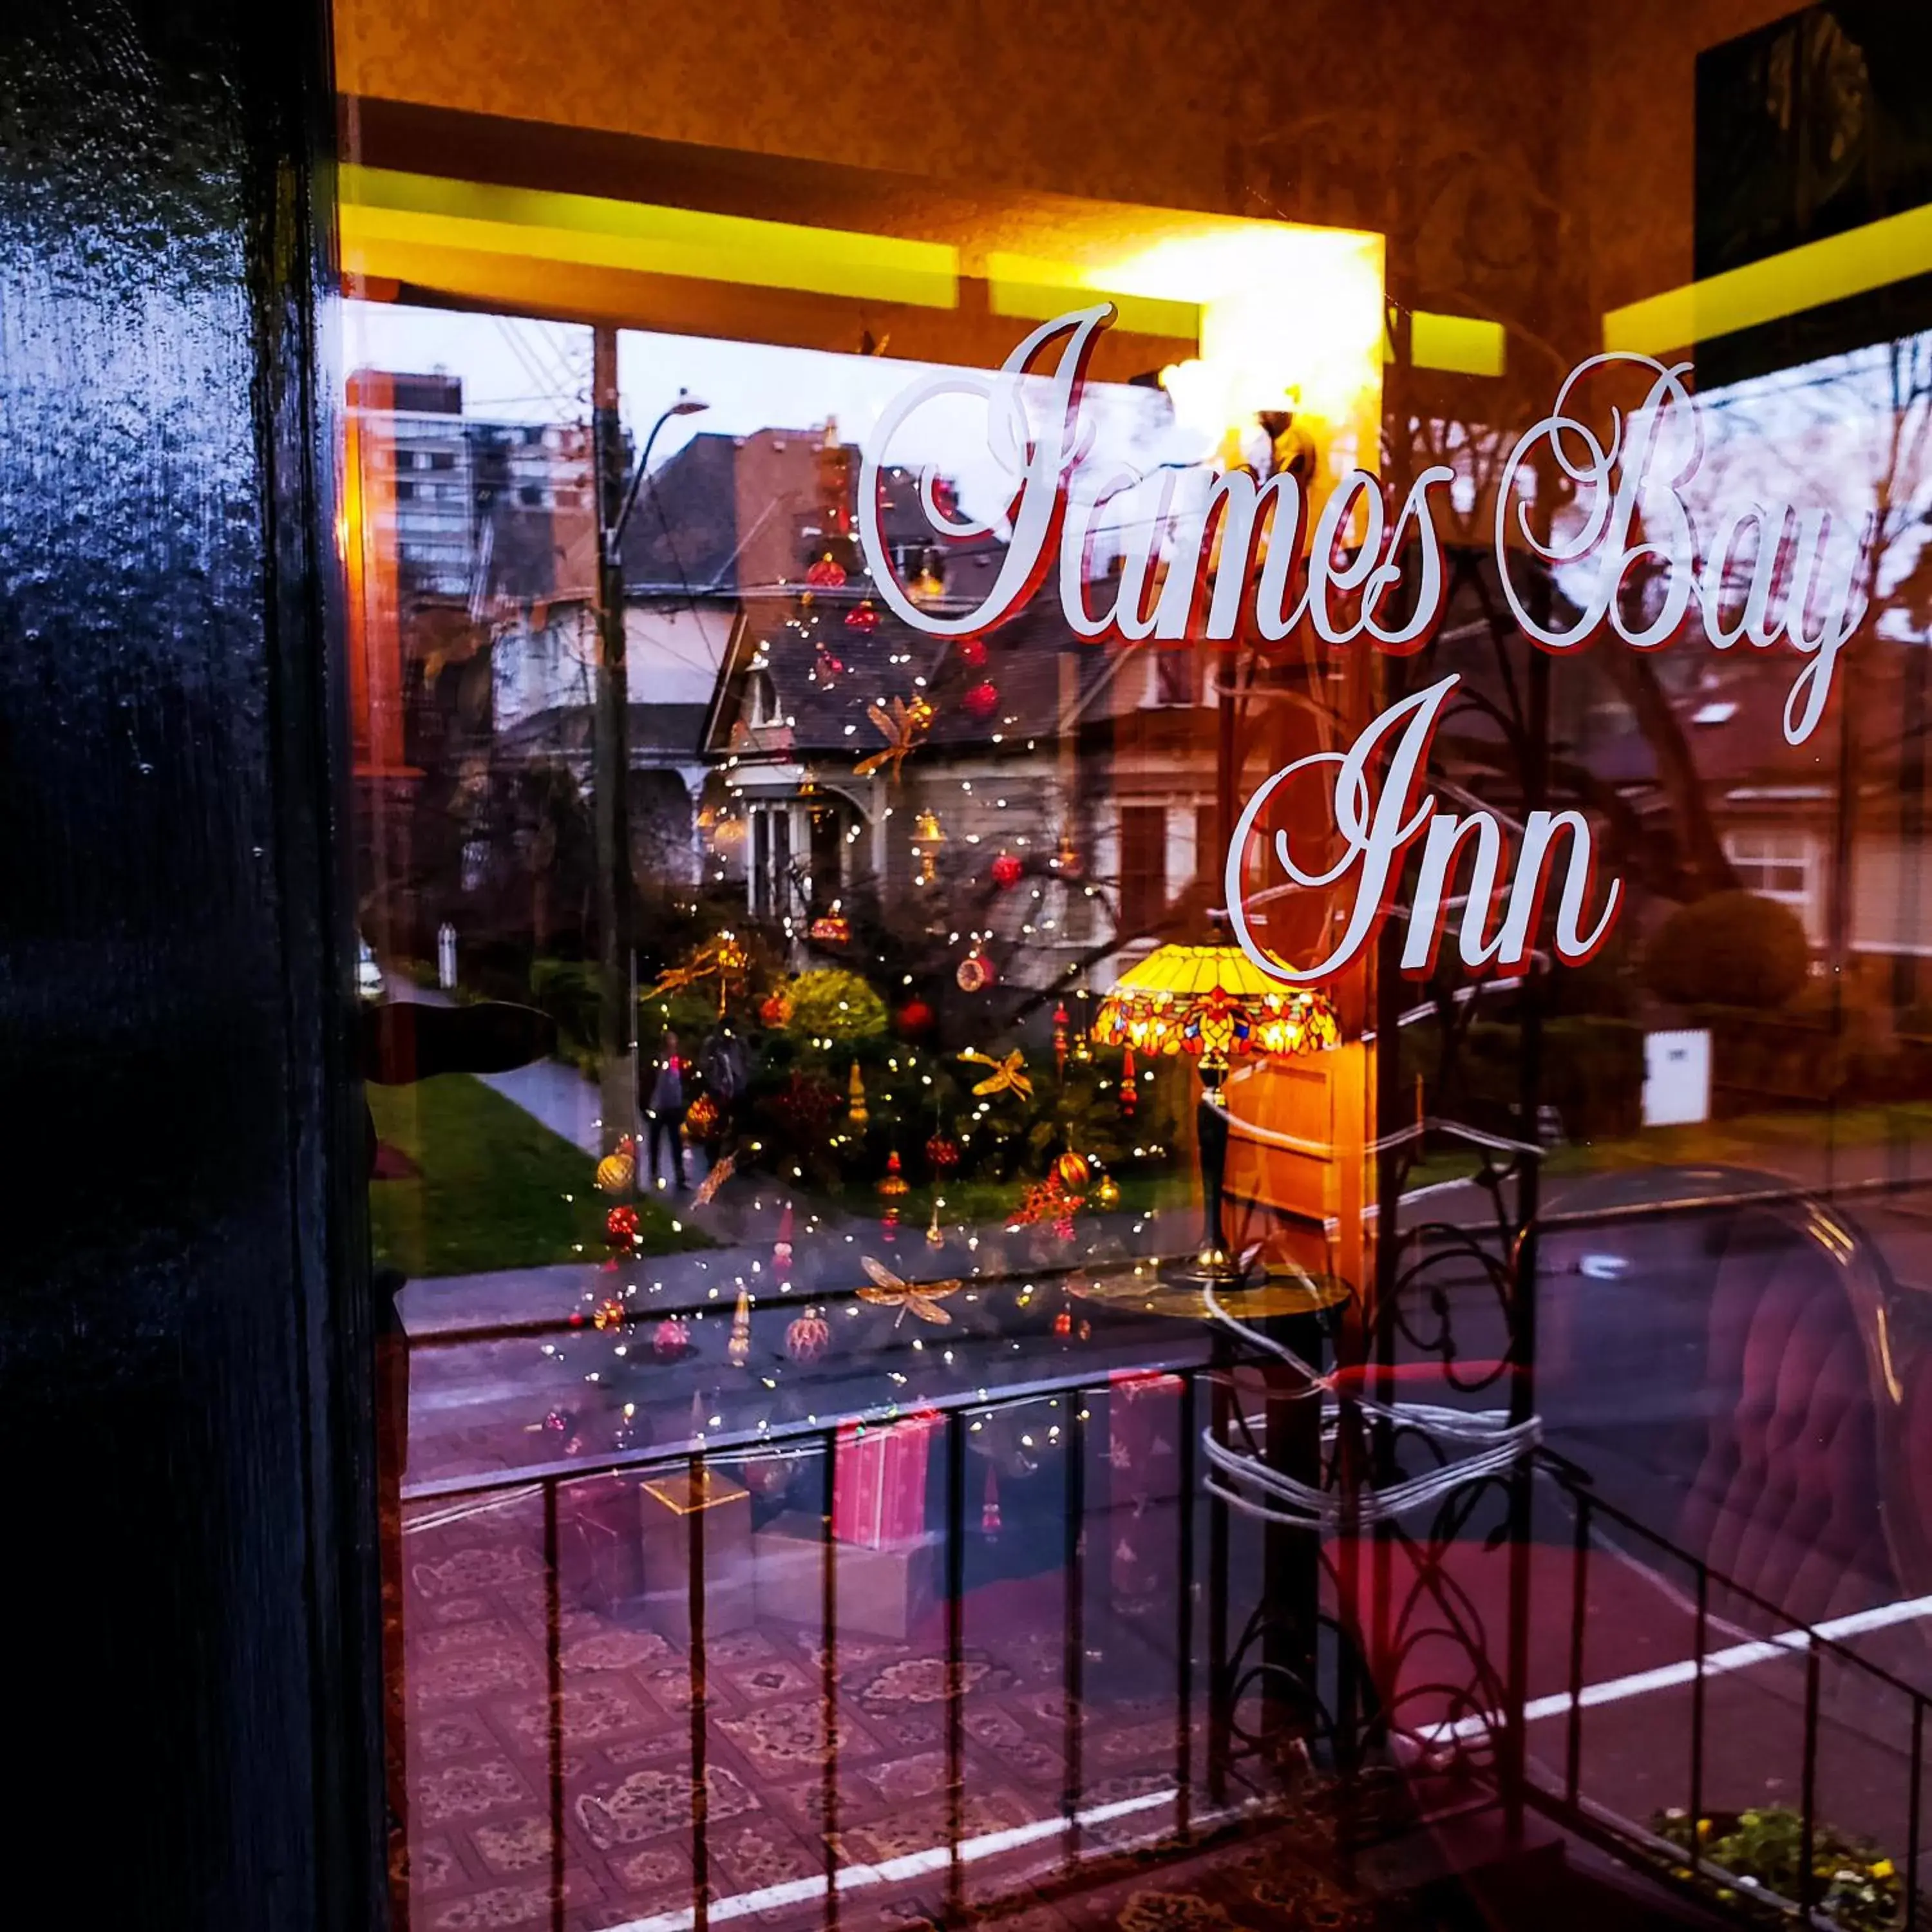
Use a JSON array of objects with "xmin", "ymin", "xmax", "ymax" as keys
[
  {"xmin": 367, "ymin": 1074, "xmax": 712, "ymax": 1278},
  {"xmin": 1394, "ymin": 1099, "xmax": 1932, "ymax": 1194},
  {"xmin": 1547, "ymin": 1099, "xmax": 1932, "ymax": 1173}
]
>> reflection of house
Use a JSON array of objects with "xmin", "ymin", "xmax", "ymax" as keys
[
  {"xmin": 489, "ymin": 599, "xmax": 734, "ymax": 886},
  {"xmin": 486, "ymin": 421, "xmax": 927, "ymax": 888},
  {"xmin": 692, "ymin": 472, "xmax": 1231, "ymax": 989}
]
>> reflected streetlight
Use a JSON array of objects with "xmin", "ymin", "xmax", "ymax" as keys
[
  {"xmin": 611, "ymin": 389, "xmax": 711, "ymax": 546},
  {"xmin": 591, "ymin": 357, "xmax": 711, "ymax": 1159}
]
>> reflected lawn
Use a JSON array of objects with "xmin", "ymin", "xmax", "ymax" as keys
[
  {"xmin": 1402, "ymin": 1099, "xmax": 1932, "ymax": 1195},
  {"xmin": 368, "ymin": 1073, "xmax": 712, "ymax": 1277},
  {"xmin": 1552, "ymin": 1098, "xmax": 1932, "ymax": 1173}
]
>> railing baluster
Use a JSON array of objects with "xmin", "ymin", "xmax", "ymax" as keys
[
  {"xmin": 945, "ymin": 1410, "xmax": 965, "ymax": 1925},
  {"xmin": 1208, "ymin": 1368, "xmax": 1231, "ymax": 1804},
  {"xmin": 1566, "ymin": 1490, "xmax": 1589, "ymax": 1808},
  {"xmin": 820, "ymin": 1430, "xmax": 838, "ymax": 1929},
  {"xmin": 690, "ymin": 1450, "xmax": 709, "ymax": 1932},
  {"xmin": 1909, "ymin": 1698, "xmax": 1924, "ymax": 1932},
  {"xmin": 1176, "ymin": 1372, "xmax": 1197, "ymax": 1841},
  {"xmin": 1065, "ymin": 1390, "xmax": 1087, "ymax": 1868},
  {"xmin": 543, "ymin": 1481, "xmax": 564, "ymax": 1932},
  {"xmin": 1799, "ymin": 1639, "xmax": 1821, "ymax": 1921},
  {"xmin": 1690, "ymin": 1562, "xmax": 1709, "ymax": 1876}
]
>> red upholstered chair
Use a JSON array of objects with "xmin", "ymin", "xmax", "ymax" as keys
[{"xmin": 1673, "ymin": 1205, "xmax": 1896, "ymax": 1630}]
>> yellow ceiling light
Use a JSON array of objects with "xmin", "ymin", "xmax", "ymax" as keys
[{"xmin": 1117, "ymin": 227, "xmax": 1383, "ymax": 423}]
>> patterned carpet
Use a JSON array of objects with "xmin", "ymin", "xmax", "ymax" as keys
[{"xmin": 392, "ymin": 1488, "xmax": 1452, "ymax": 1931}]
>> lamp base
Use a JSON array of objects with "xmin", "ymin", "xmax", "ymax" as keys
[{"xmin": 1162, "ymin": 1244, "xmax": 1251, "ymax": 1289}]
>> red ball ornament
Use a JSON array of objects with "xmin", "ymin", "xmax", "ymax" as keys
[
  {"xmin": 761, "ymin": 990, "xmax": 794, "ymax": 1028},
  {"xmin": 963, "ymin": 680, "xmax": 999, "ymax": 720},
  {"xmin": 684, "ymin": 1094, "xmax": 722, "ymax": 1142},
  {"xmin": 785, "ymin": 1310, "xmax": 831, "ymax": 1362},
  {"xmin": 896, "ymin": 998, "xmax": 934, "ymax": 1037},
  {"xmin": 925, "ymin": 1133, "xmax": 960, "ymax": 1173},
  {"xmin": 958, "ymin": 636, "xmax": 988, "ymax": 669},
  {"xmin": 805, "ymin": 553, "xmax": 848, "ymax": 588},
  {"xmin": 844, "ymin": 598, "xmax": 879, "ymax": 633},
  {"xmin": 990, "ymin": 851, "xmax": 1023, "ymax": 889},
  {"xmin": 604, "ymin": 1204, "xmax": 639, "ymax": 1247}
]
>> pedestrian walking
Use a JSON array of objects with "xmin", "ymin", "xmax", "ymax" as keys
[{"xmin": 646, "ymin": 1032, "xmax": 688, "ymax": 1191}]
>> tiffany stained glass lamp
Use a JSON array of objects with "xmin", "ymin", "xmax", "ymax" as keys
[{"xmin": 1094, "ymin": 940, "xmax": 1340, "ymax": 1282}]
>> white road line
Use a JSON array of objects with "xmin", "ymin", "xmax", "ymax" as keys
[
  {"xmin": 1423, "ymin": 1593, "xmax": 1932, "ymax": 1745},
  {"xmin": 592, "ymin": 1786, "xmax": 1180, "ymax": 1932}
]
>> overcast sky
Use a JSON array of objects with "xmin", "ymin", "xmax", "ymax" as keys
[{"xmin": 342, "ymin": 299, "xmax": 1181, "ymax": 540}]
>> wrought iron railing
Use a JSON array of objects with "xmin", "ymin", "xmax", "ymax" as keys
[
  {"xmin": 393, "ymin": 1170, "xmax": 1932, "ymax": 1931},
  {"xmin": 1522, "ymin": 1452, "xmax": 1931, "ymax": 1930}
]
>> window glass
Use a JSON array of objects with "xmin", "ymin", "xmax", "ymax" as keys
[{"xmin": 334, "ymin": 14, "xmax": 1932, "ymax": 1929}]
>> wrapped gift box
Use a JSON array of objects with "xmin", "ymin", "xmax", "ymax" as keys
[
  {"xmin": 753, "ymin": 1510, "xmax": 938, "ymax": 1640},
  {"xmin": 1106, "ymin": 1370, "xmax": 1186, "ymax": 1505},
  {"xmin": 831, "ymin": 1410, "xmax": 940, "ymax": 1549},
  {"xmin": 1103, "ymin": 1370, "xmax": 1186, "ymax": 1612},
  {"xmin": 638, "ymin": 1466, "xmax": 755, "ymax": 1643},
  {"xmin": 556, "ymin": 1469, "xmax": 646, "ymax": 1614}
]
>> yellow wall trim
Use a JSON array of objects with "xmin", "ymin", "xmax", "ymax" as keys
[
  {"xmin": 1604, "ymin": 202, "xmax": 1932, "ymax": 356},
  {"xmin": 341, "ymin": 164, "xmax": 960, "ymax": 310}
]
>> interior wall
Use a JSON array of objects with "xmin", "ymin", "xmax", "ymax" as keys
[
  {"xmin": 1585, "ymin": 0, "xmax": 1806, "ymax": 321},
  {"xmin": 335, "ymin": 2, "xmax": 1586, "ymax": 231}
]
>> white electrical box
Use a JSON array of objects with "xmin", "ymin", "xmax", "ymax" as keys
[{"xmin": 1642, "ymin": 1028, "xmax": 1710, "ymax": 1128}]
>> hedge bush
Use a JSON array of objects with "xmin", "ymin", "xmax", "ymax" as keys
[
  {"xmin": 781, "ymin": 969, "xmax": 889, "ymax": 1046},
  {"xmin": 1642, "ymin": 890, "xmax": 1810, "ymax": 1011}
]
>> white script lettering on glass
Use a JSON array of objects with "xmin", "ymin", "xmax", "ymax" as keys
[
  {"xmin": 1221, "ymin": 675, "xmax": 1619, "ymax": 985},
  {"xmin": 1497, "ymin": 353, "xmax": 1871, "ymax": 747},
  {"xmin": 859, "ymin": 311, "xmax": 1866, "ymax": 984},
  {"xmin": 857, "ymin": 305, "xmax": 1454, "ymax": 652}
]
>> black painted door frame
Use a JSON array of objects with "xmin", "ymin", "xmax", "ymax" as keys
[{"xmin": 1, "ymin": 2, "xmax": 383, "ymax": 1925}]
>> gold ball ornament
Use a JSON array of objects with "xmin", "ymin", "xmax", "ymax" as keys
[
  {"xmin": 956, "ymin": 949, "xmax": 996, "ymax": 993},
  {"xmin": 1094, "ymin": 1173, "xmax": 1122, "ymax": 1209},
  {"xmin": 1054, "ymin": 1151, "xmax": 1092, "ymax": 1193},
  {"xmin": 592, "ymin": 1297, "xmax": 626, "ymax": 1332},
  {"xmin": 596, "ymin": 1152, "xmax": 636, "ymax": 1194}
]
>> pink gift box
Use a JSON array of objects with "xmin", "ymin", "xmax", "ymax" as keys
[
  {"xmin": 832, "ymin": 1409, "xmax": 940, "ymax": 1549},
  {"xmin": 555, "ymin": 1470, "xmax": 645, "ymax": 1613},
  {"xmin": 1106, "ymin": 1370, "xmax": 1186, "ymax": 1505},
  {"xmin": 1105, "ymin": 1371, "xmax": 1186, "ymax": 1609}
]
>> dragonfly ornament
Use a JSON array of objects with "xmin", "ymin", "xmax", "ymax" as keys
[
  {"xmin": 857, "ymin": 1256, "xmax": 962, "ymax": 1326},
  {"xmin": 854, "ymin": 695, "xmax": 935, "ymax": 781},
  {"xmin": 960, "ymin": 1047, "xmax": 1032, "ymax": 1100}
]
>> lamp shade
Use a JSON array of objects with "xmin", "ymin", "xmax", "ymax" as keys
[{"xmin": 1092, "ymin": 942, "xmax": 1339, "ymax": 1065}]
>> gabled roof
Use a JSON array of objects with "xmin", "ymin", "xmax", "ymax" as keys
[{"xmin": 703, "ymin": 578, "xmax": 1117, "ymax": 765}]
